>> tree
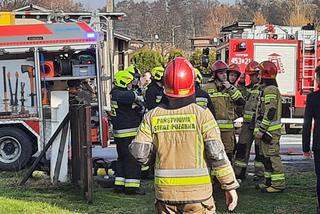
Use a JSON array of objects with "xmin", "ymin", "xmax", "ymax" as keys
[
  {"xmin": 166, "ymin": 48, "xmax": 185, "ymax": 63},
  {"xmin": 0, "ymin": 0, "xmax": 28, "ymax": 11},
  {"xmin": 236, "ymin": 0, "xmax": 263, "ymax": 22},
  {"xmin": 284, "ymin": 0, "xmax": 315, "ymax": 26},
  {"xmin": 33, "ymin": 0, "xmax": 82, "ymax": 11},
  {"xmin": 253, "ymin": 10, "xmax": 268, "ymax": 25},
  {"xmin": 205, "ymin": 4, "xmax": 239, "ymax": 36},
  {"xmin": 131, "ymin": 48, "xmax": 164, "ymax": 73},
  {"xmin": 189, "ymin": 48, "xmax": 203, "ymax": 68},
  {"xmin": 114, "ymin": 0, "xmax": 215, "ymax": 51},
  {"xmin": 0, "ymin": 0, "xmax": 82, "ymax": 12}
]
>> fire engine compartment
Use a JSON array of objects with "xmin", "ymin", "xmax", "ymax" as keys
[{"xmin": 0, "ymin": 22, "xmax": 106, "ymax": 172}]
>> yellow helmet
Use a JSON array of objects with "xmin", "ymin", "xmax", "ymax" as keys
[
  {"xmin": 114, "ymin": 70, "xmax": 134, "ymax": 88},
  {"xmin": 126, "ymin": 65, "xmax": 141, "ymax": 79},
  {"xmin": 194, "ymin": 68, "xmax": 202, "ymax": 84},
  {"xmin": 151, "ymin": 66, "xmax": 165, "ymax": 81}
]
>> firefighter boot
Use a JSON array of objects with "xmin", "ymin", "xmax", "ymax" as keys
[
  {"xmin": 256, "ymin": 178, "xmax": 271, "ymax": 190},
  {"xmin": 233, "ymin": 160, "xmax": 247, "ymax": 180},
  {"xmin": 260, "ymin": 185, "xmax": 285, "ymax": 193},
  {"xmin": 235, "ymin": 168, "xmax": 246, "ymax": 184},
  {"xmin": 261, "ymin": 180, "xmax": 285, "ymax": 193},
  {"xmin": 125, "ymin": 187, "xmax": 146, "ymax": 195},
  {"xmin": 113, "ymin": 186, "xmax": 125, "ymax": 194}
]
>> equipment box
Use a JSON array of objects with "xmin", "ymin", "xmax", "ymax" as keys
[
  {"xmin": 72, "ymin": 64, "xmax": 96, "ymax": 76},
  {"xmin": 0, "ymin": 12, "xmax": 15, "ymax": 25}
]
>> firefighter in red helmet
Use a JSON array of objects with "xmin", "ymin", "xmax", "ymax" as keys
[
  {"xmin": 204, "ymin": 60, "xmax": 245, "ymax": 162},
  {"xmin": 234, "ymin": 61, "xmax": 265, "ymax": 182},
  {"xmin": 228, "ymin": 63, "xmax": 241, "ymax": 85},
  {"xmin": 228, "ymin": 63, "xmax": 245, "ymax": 137},
  {"xmin": 255, "ymin": 61, "xmax": 285, "ymax": 193},
  {"xmin": 129, "ymin": 57, "xmax": 239, "ymax": 213}
]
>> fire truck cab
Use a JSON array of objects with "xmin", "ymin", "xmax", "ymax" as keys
[{"xmin": 216, "ymin": 21, "xmax": 319, "ymax": 131}]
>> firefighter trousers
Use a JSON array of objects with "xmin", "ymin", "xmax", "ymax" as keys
[
  {"xmin": 155, "ymin": 196, "xmax": 215, "ymax": 214},
  {"xmin": 114, "ymin": 136, "xmax": 141, "ymax": 190},
  {"xmin": 234, "ymin": 123, "xmax": 264, "ymax": 179},
  {"xmin": 220, "ymin": 131, "xmax": 235, "ymax": 162},
  {"xmin": 257, "ymin": 133, "xmax": 285, "ymax": 189}
]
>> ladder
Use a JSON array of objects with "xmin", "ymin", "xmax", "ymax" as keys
[{"xmin": 301, "ymin": 30, "xmax": 317, "ymax": 93}]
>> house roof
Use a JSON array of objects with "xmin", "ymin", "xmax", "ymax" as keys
[
  {"xmin": 114, "ymin": 32, "xmax": 131, "ymax": 42},
  {"xmin": 13, "ymin": 4, "xmax": 52, "ymax": 12},
  {"xmin": 189, "ymin": 34, "xmax": 217, "ymax": 40}
]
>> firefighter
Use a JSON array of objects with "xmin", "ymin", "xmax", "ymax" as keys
[
  {"xmin": 228, "ymin": 63, "xmax": 244, "ymax": 117},
  {"xmin": 255, "ymin": 61, "xmax": 285, "ymax": 193},
  {"xmin": 129, "ymin": 57, "xmax": 239, "ymax": 213},
  {"xmin": 126, "ymin": 65, "xmax": 142, "ymax": 91},
  {"xmin": 228, "ymin": 63, "xmax": 241, "ymax": 85},
  {"xmin": 234, "ymin": 61, "xmax": 264, "ymax": 181},
  {"xmin": 194, "ymin": 67, "xmax": 216, "ymax": 116},
  {"xmin": 145, "ymin": 66, "xmax": 165, "ymax": 110},
  {"xmin": 110, "ymin": 70, "xmax": 145, "ymax": 195},
  {"xmin": 204, "ymin": 61, "xmax": 245, "ymax": 161},
  {"xmin": 237, "ymin": 73, "xmax": 247, "ymax": 96}
]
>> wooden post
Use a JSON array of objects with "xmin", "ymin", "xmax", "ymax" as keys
[
  {"xmin": 83, "ymin": 106, "xmax": 93, "ymax": 203},
  {"xmin": 70, "ymin": 105, "xmax": 80, "ymax": 184}
]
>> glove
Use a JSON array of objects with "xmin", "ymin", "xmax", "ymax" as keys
[
  {"xmin": 136, "ymin": 95, "xmax": 145, "ymax": 103},
  {"xmin": 255, "ymin": 130, "xmax": 264, "ymax": 139},
  {"xmin": 223, "ymin": 81, "xmax": 231, "ymax": 89},
  {"xmin": 261, "ymin": 131, "xmax": 273, "ymax": 144},
  {"xmin": 133, "ymin": 90, "xmax": 145, "ymax": 103}
]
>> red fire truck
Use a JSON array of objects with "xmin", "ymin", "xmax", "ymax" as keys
[{"xmin": 216, "ymin": 21, "xmax": 319, "ymax": 131}]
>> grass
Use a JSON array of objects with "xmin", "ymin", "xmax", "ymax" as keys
[{"xmin": 0, "ymin": 164, "xmax": 317, "ymax": 214}]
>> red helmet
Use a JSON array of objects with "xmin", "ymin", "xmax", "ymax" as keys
[
  {"xmin": 164, "ymin": 57, "xmax": 195, "ymax": 98},
  {"xmin": 245, "ymin": 61, "xmax": 260, "ymax": 75},
  {"xmin": 210, "ymin": 60, "xmax": 228, "ymax": 73},
  {"xmin": 228, "ymin": 63, "xmax": 241, "ymax": 76},
  {"xmin": 259, "ymin": 61, "xmax": 278, "ymax": 79}
]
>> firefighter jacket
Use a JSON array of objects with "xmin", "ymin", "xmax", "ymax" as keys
[
  {"xmin": 129, "ymin": 103, "xmax": 239, "ymax": 203},
  {"xmin": 204, "ymin": 80, "xmax": 245, "ymax": 132},
  {"xmin": 255, "ymin": 84, "xmax": 282, "ymax": 135},
  {"xmin": 237, "ymin": 82, "xmax": 247, "ymax": 97},
  {"xmin": 195, "ymin": 84, "xmax": 216, "ymax": 116},
  {"xmin": 242, "ymin": 83, "xmax": 261, "ymax": 126},
  {"xmin": 145, "ymin": 80, "xmax": 164, "ymax": 110},
  {"xmin": 110, "ymin": 86, "xmax": 143, "ymax": 138}
]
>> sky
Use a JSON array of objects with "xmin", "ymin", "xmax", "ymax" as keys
[{"xmin": 75, "ymin": 0, "xmax": 235, "ymax": 10}]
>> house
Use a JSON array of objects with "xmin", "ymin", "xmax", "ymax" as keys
[{"xmin": 189, "ymin": 34, "xmax": 218, "ymax": 51}]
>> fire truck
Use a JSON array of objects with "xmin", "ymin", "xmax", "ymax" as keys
[
  {"xmin": 0, "ymin": 11, "xmax": 124, "ymax": 172},
  {"xmin": 216, "ymin": 21, "xmax": 319, "ymax": 131}
]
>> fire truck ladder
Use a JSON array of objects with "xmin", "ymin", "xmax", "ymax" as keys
[{"xmin": 302, "ymin": 30, "xmax": 317, "ymax": 92}]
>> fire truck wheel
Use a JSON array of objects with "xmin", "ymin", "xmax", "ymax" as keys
[{"xmin": 0, "ymin": 127, "xmax": 33, "ymax": 171}]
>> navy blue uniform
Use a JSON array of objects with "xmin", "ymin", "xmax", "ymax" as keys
[
  {"xmin": 145, "ymin": 80, "xmax": 164, "ymax": 110},
  {"xmin": 195, "ymin": 84, "xmax": 216, "ymax": 117},
  {"xmin": 303, "ymin": 90, "xmax": 320, "ymax": 208},
  {"xmin": 110, "ymin": 86, "xmax": 143, "ymax": 192}
]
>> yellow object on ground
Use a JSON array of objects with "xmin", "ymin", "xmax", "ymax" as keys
[{"xmin": 32, "ymin": 170, "xmax": 46, "ymax": 179}]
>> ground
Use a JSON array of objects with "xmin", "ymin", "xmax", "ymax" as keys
[{"xmin": 0, "ymin": 158, "xmax": 317, "ymax": 214}]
